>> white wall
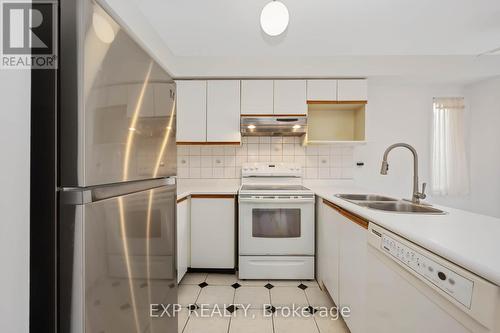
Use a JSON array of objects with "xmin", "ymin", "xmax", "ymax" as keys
[
  {"xmin": 0, "ymin": 70, "xmax": 30, "ymax": 332},
  {"xmin": 354, "ymin": 78, "xmax": 465, "ymax": 200},
  {"xmin": 435, "ymin": 77, "xmax": 500, "ymax": 217},
  {"xmin": 354, "ymin": 77, "xmax": 500, "ymax": 218}
]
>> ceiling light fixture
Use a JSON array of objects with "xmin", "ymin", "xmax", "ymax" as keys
[
  {"xmin": 293, "ymin": 125, "xmax": 301, "ymax": 129},
  {"xmin": 247, "ymin": 124, "xmax": 256, "ymax": 129},
  {"xmin": 260, "ymin": 1, "xmax": 289, "ymax": 37}
]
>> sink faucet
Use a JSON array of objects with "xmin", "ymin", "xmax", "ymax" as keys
[{"xmin": 380, "ymin": 143, "xmax": 427, "ymax": 204}]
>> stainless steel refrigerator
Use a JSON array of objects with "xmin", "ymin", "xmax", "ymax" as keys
[{"xmin": 59, "ymin": 1, "xmax": 177, "ymax": 332}]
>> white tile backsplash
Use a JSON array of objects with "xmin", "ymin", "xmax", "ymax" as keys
[
  {"xmin": 200, "ymin": 167, "xmax": 213, "ymax": 178},
  {"xmin": 248, "ymin": 155, "xmax": 259, "ymax": 163},
  {"xmin": 247, "ymin": 137, "xmax": 259, "ymax": 144},
  {"xmin": 177, "ymin": 137, "xmax": 355, "ymax": 179},
  {"xmin": 189, "ymin": 156, "xmax": 201, "ymax": 168},
  {"xmin": 224, "ymin": 155, "xmax": 236, "ymax": 167},
  {"xmin": 212, "ymin": 147, "xmax": 225, "ymax": 155},
  {"xmin": 306, "ymin": 146, "xmax": 318, "ymax": 156},
  {"xmin": 318, "ymin": 168, "xmax": 330, "ymax": 179},
  {"xmin": 213, "ymin": 167, "xmax": 224, "ymax": 178},
  {"xmin": 189, "ymin": 146, "xmax": 201, "ymax": 155},
  {"xmin": 189, "ymin": 167, "xmax": 201, "ymax": 178},
  {"xmin": 318, "ymin": 155, "xmax": 330, "ymax": 167},
  {"xmin": 224, "ymin": 146, "xmax": 236, "ymax": 155},
  {"xmin": 200, "ymin": 156, "xmax": 212, "ymax": 167},
  {"xmin": 259, "ymin": 136, "xmax": 271, "ymax": 144},
  {"xmin": 294, "ymin": 145, "xmax": 306, "ymax": 156},
  {"xmin": 247, "ymin": 144, "xmax": 259, "ymax": 156},
  {"xmin": 271, "ymin": 143, "xmax": 283, "ymax": 155},
  {"xmin": 283, "ymin": 143, "xmax": 295, "ymax": 155},
  {"xmin": 306, "ymin": 155, "xmax": 319, "ymax": 167},
  {"xmin": 178, "ymin": 146, "xmax": 189, "ymax": 156},
  {"xmin": 213, "ymin": 156, "xmax": 225, "ymax": 167},
  {"xmin": 200, "ymin": 146, "xmax": 213, "ymax": 156},
  {"xmin": 259, "ymin": 143, "xmax": 271, "ymax": 155}
]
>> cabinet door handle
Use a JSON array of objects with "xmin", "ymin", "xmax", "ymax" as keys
[{"xmin": 323, "ymin": 199, "xmax": 369, "ymax": 230}]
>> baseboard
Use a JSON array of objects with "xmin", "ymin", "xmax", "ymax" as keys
[{"xmin": 187, "ymin": 267, "xmax": 237, "ymax": 274}]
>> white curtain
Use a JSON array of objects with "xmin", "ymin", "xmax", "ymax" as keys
[{"xmin": 431, "ymin": 97, "xmax": 469, "ymax": 196}]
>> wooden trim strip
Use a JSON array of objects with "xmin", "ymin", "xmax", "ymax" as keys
[
  {"xmin": 307, "ymin": 100, "xmax": 367, "ymax": 105},
  {"xmin": 322, "ymin": 198, "xmax": 369, "ymax": 229},
  {"xmin": 177, "ymin": 142, "xmax": 241, "ymax": 146},
  {"xmin": 177, "ymin": 196, "xmax": 189, "ymax": 203},
  {"xmin": 191, "ymin": 194, "xmax": 236, "ymax": 199},
  {"xmin": 240, "ymin": 114, "xmax": 307, "ymax": 117}
]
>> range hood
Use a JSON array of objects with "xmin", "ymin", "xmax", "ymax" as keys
[{"xmin": 240, "ymin": 116, "xmax": 307, "ymax": 136}]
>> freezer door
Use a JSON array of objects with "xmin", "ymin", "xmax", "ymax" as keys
[
  {"xmin": 60, "ymin": 0, "xmax": 176, "ymax": 186},
  {"xmin": 59, "ymin": 182, "xmax": 177, "ymax": 333}
]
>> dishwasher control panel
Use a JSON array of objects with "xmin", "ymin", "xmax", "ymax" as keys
[{"xmin": 381, "ymin": 234, "xmax": 474, "ymax": 308}]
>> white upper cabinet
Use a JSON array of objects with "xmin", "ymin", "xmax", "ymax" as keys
[
  {"xmin": 337, "ymin": 79, "xmax": 368, "ymax": 101},
  {"xmin": 176, "ymin": 80, "xmax": 207, "ymax": 142},
  {"xmin": 274, "ymin": 80, "xmax": 307, "ymax": 115},
  {"xmin": 307, "ymin": 80, "xmax": 337, "ymax": 101},
  {"xmin": 241, "ymin": 80, "xmax": 274, "ymax": 115},
  {"xmin": 207, "ymin": 80, "xmax": 241, "ymax": 142}
]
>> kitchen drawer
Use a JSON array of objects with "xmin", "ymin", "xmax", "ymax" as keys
[{"xmin": 239, "ymin": 256, "xmax": 314, "ymax": 280}]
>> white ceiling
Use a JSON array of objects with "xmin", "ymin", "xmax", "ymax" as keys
[
  {"xmin": 132, "ymin": 0, "xmax": 500, "ymax": 57},
  {"xmin": 103, "ymin": 0, "xmax": 500, "ymax": 81}
]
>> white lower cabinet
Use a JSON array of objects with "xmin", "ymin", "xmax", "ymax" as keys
[
  {"xmin": 317, "ymin": 198, "xmax": 367, "ymax": 333},
  {"xmin": 177, "ymin": 197, "xmax": 190, "ymax": 282},
  {"xmin": 338, "ymin": 209, "xmax": 367, "ymax": 333},
  {"xmin": 316, "ymin": 198, "xmax": 341, "ymax": 301},
  {"xmin": 190, "ymin": 196, "xmax": 235, "ymax": 269}
]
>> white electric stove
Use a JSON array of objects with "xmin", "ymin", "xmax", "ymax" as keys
[{"xmin": 238, "ymin": 163, "xmax": 315, "ymax": 280}]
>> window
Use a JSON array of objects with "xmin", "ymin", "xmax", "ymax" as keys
[{"xmin": 431, "ymin": 97, "xmax": 469, "ymax": 196}]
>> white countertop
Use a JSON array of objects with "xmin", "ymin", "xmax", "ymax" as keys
[
  {"xmin": 305, "ymin": 181, "xmax": 500, "ymax": 287},
  {"xmin": 176, "ymin": 179, "xmax": 240, "ymax": 200}
]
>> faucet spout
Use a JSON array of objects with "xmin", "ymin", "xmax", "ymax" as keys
[{"xmin": 380, "ymin": 143, "xmax": 426, "ymax": 204}]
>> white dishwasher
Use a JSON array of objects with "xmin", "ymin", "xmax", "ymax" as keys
[{"xmin": 367, "ymin": 223, "xmax": 500, "ymax": 333}]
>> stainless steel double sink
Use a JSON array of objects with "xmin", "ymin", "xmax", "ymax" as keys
[{"xmin": 336, "ymin": 194, "xmax": 446, "ymax": 215}]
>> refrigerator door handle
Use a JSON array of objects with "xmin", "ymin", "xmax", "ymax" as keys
[{"xmin": 60, "ymin": 177, "xmax": 175, "ymax": 205}]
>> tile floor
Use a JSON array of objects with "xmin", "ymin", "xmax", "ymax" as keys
[{"xmin": 175, "ymin": 273, "xmax": 350, "ymax": 333}]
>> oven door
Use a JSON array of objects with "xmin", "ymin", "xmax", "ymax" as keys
[{"xmin": 239, "ymin": 195, "xmax": 315, "ymax": 255}]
